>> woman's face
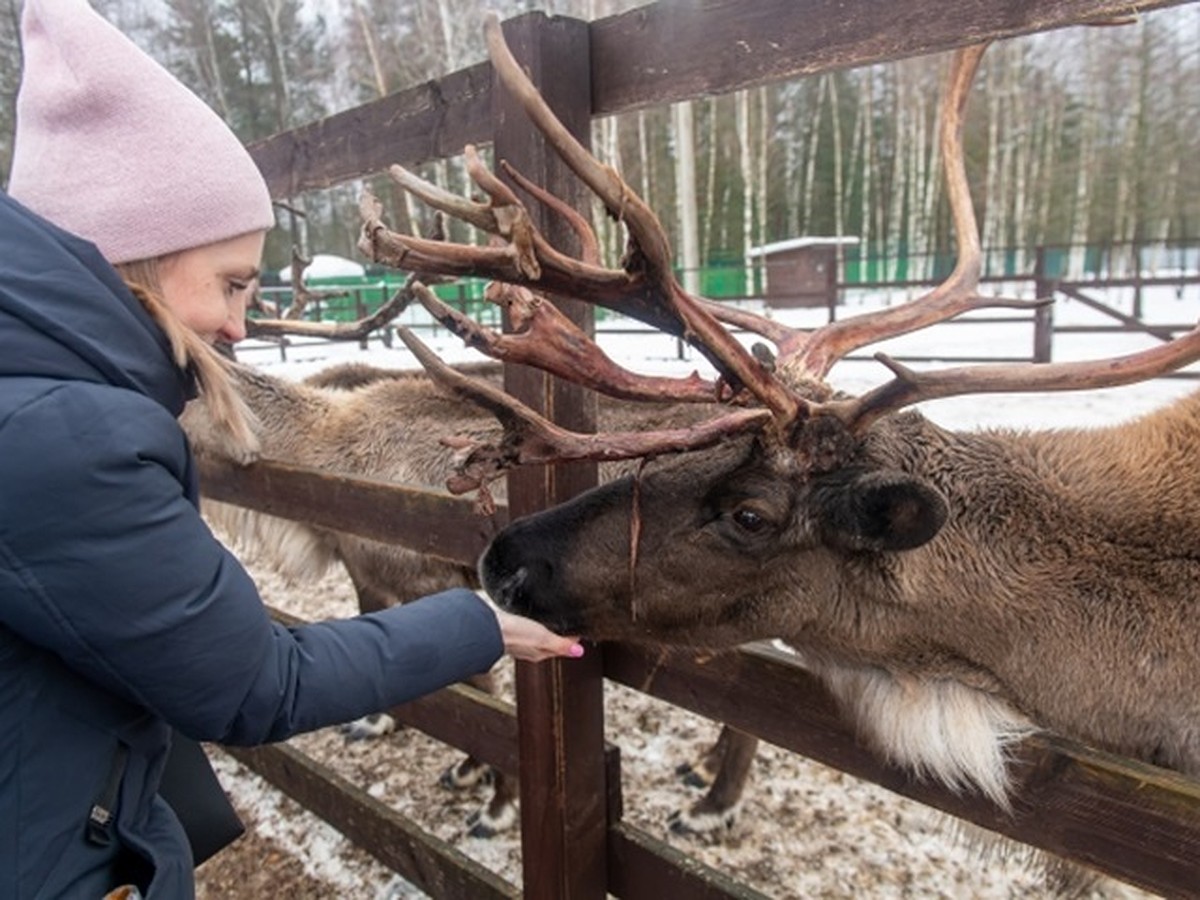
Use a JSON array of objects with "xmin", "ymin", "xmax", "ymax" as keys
[{"xmin": 158, "ymin": 230, "xmax": 266, "ymax": 344}]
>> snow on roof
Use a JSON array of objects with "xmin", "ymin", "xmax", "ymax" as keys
[
  {"xmin": 748, "ymin": 236, "xmax": 861, "ymax": 258},
  {"xmin": 278, "ymin": 253, "xmax": 365, "ymax": 281}
]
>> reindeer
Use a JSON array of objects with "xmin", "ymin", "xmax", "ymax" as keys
[
  {"xmin": 353, "ymin": 15, "xmax": 1200, "ymax": 889},
  {"xmin": 183, "ymin": 353, "xmax": 754, "ymax": 837}
]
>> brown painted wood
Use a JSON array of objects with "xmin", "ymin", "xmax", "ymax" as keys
[
  {"xmin": 223, "ymin": 743, "xmax": 518, "ymax": 900},
  {"xmin": 603, "ymin": 642, "xmax": 1200, "ymax": 897},
  {"xmin": 490, "ymin": 13, "xmax": 608, "ymax": 900},
  {"xmin": 389, "ymin": 683, "xmax": 519, "ymax": 777},
  {"xmin": 246, "ymin": 0, "xmax": 1190, "ymax": 195},
  {"xmin": 588, "ymin": 0, "xmax": 1188, "ymax": 114},
  {"xmin": 249, "ymin": 61, "xmax": 491, "ymax": 199},
  {"xmin": 195, "ymin": 456, "xmax": 504, "ymax": 566},
  {"xmin": 607, "ymin": 823, "xmax": 772, "ymax": 900}
]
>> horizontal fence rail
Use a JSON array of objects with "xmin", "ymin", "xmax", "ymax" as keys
[{"xmin": 200, "ymin": 456, "xmax": 1200, "ymax": 897}]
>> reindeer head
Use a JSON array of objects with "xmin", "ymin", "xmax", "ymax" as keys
[{"xmin": 360, "ymin": 15, "xmax": 1200, "ymax": 649}]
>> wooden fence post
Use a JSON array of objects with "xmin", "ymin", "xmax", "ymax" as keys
[
  {"xmin": 1033, "ymin": 245, "xmax": 1055, "ymax": 363},
  {"xmin": 492, "ymin": 14, "xmax": 608, "ymax": 900}
]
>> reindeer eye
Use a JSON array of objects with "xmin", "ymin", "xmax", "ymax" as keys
[{"xmin": 732, "ymin": 507, "xmax": 768, "ymax": 533}]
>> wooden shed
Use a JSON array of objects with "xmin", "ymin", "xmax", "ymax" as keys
[{"xmin": 749, "ymin": 236, "xmax": 860, "ymax": 310}]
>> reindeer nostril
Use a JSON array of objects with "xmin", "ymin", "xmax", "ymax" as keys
[
  {"xmin": 506, "ymin": 566, "xmax": 528, "ymax": 591},
  {"xmin": 489, "ymin": 565, "xmax": 529, "ymax": 612}
]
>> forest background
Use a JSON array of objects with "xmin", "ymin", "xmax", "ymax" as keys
[{"xmin": 1, "ymin": 0, "xmax": 1197, "ymax": 288}]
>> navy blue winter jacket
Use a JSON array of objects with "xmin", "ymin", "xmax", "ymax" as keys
[{"xmin": 0, "ymin": 192, "xmax": 504, "ymax": 898}]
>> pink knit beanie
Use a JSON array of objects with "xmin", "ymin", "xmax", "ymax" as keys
[{"xmin": 7, "ymin": 0, "xmax": 275, "ymax": 264}]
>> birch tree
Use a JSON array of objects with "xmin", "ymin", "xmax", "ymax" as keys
[{"xmin": 0, "ymin": 0, "xmax": 20, "ymax": 185}]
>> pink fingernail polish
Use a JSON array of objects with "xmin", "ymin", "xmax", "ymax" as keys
[{"xmin": 569, "ymin": 643, "xmax": 585, "ymax": 658}]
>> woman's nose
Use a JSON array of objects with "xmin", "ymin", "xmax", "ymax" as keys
[{"xmin": 218, "ymin": 306, "xmax": 247, "ymax": 343}]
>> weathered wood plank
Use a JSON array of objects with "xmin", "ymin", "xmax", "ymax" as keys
[
  {"xmin": 247, "ymin": 0, "xmax": 1193, "ymax": 194},
  {"xmin": 493, "ymin": 14, "xmax": 610, "ymax": 900},
  {"xmin": 389, "ymin": 683, "xmax": 519, "ymax": 776},
  {"xmin": 607, "ymin": 823, "xmax": 772, "ymax": 900},
  {"xmin": 222, "ymin": 743, "xmax": 518, "ymax": 900},
  {"xmin": 196, "ymin": 456, "xmax": 503, "ymax": 566},
  {"xmin": 588, "ymin": 0, "xmax": 1190, "ymax": 114},
  {"xmin": 249, "ymin": 61, "xmax": 492, "ymax": 198},
  {"xmin": 603, "ymin": 642, "xmax": 1200, "ymax": 897}
]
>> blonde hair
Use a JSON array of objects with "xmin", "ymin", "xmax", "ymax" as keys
[{"xmin": 116, "ymin": 258, "xmax": 260, "ymax": 459}]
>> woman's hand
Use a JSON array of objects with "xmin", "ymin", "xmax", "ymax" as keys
[{"xmin": 491, "ymin": 606, "xmax": 584, "ymax": 663}]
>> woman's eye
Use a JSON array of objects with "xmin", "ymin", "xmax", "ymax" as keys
[{"xmin": 732, "ymin": 507, "xmax": 768, "ymax": 533}]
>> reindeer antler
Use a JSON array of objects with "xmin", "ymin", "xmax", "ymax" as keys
[
  {"xmin": 364, "ymin": 18, "xmax": 1200, "ymax": 499},
  {"xmin": 409, "ymin": 281, "xmax": 728, "ymax": 404},
  {"xmin": 809, "ymin": 45, "xmax": 1200, "ymax": 432},
  {"xmin": 361, "ymin": 12, "xmax": 806, "ymax": 424},
  {"xmin": 397, "ymin": 325, "xmax": 771, "ymax": 506},
  {"xmin": 779, "ymin": 46, "xmax": 1049, "ymax": 385}
]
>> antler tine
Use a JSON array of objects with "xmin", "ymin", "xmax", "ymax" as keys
[
  {"xmin": 246, "ymin": 276, "xmax": 419, "ymax": 341},
  {"xmin": 409, "ymin": 280, "xmax": 726, "ymax": 403},
  {"xmin": 693, "ymin": 297, "xmax": 811, "ymax": 360},
  {"xmin": 829, "ymin": 324, "xmax": 1200, "ymax": 433},
  {"xmin": 482, "ymin": 12, "xmax": 804, "ymax": 424},
  {"xmin": 500, "ymin": 159, "xmax": 602, "ymax": 267},
  {"xmin": 397, "ymin": 326, "xmax": 773, "ymax": 501},
  {"xmin": 387, "ymin": 161, "xmax": 499, "ymax": 233},
  {"xmin": 482, "ymin": 13, "xmax": 668, "ymax": 274},
  {"xmin": 782, "ymin": 43, "xmax": 1044, "ymax": 383}
]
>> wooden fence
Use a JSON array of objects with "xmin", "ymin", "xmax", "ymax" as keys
[{"xmin": 204, "ymin": 1, "xmax": 1200, "ymax": 897}]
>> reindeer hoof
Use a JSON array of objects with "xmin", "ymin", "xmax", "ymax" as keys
[
  {"xmin": 466, "ymin": 810, "xmax": 498, "ymax": 840},
  {"xmin": 439, "ymin": 758, "xmax": 494, "ymax": 791},
  {"xmin": 674, "ymin": 760, "xmax": 717, "ymax": 789},
  {"xmin": 667, "ymin": 803, "xmax": 739, "ymax": 839},
  {"xmin": 675, "ymin": 765, "xmax": 712, "ymax": 789},
  {"xmin": 465, "ymin": 801, "xmax": 517, "ymax": 839},
  {"xmin": 340, "ymin": 713, "xmax": 397, "ymax": 742}
]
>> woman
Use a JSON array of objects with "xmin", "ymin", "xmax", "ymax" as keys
[{"xmin": 0, "ymin": 1, "xmax": 580, "ymax": 897}]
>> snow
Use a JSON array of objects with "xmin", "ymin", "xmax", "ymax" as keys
[
  {"xmin": 201, "ymin": 280, "xmax": 1196, "ymax": 899},
  {"xmin": 278, "ymin": 254, "xmax": 366, "ymax": 281}
]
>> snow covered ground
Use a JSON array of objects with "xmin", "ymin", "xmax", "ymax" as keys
[{"xmin": 198, "ymin": 280, "xmax": 1197, "ymax": 899}]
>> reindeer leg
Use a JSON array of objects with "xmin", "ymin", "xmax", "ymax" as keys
[
  {"xmin": 675, "ymin": 722, "xmax": 736, "ymax": 789},
  {"xmin": 465, "ymin": 769, "xmax": 519, "ymax": 839},
  {"xmin": 669, "ymin": 727, "xmax": 757, "ymax": 838},
  {"xmin": 436, "ymin": 670, "xmax": 520, "ymax": 838}
]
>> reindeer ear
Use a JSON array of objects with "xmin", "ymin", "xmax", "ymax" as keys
[{"xmin": 813, "ymin": 469, "xmax": 948, "ymax": 552}]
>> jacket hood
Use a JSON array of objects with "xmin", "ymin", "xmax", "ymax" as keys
[{"xmin": 0, "ymin": 191, "xmax": 192, "ymax": 415}]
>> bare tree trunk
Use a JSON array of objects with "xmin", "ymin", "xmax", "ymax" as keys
[
  {"xmin": 673, "ymin": 100, "xmax": 701, "ymax": 300},
  {"xmin": 755, "ymin": 87, "xmax": 770, "ymax": 266},
  {"xmin": 352, "ymin": 0, "xmax": 388, "ymax": 97},
  {"xmin": 1068, "ymin": 32, "xmax": 1097, "ymax": 279},
  {"xmin": 802, "ymin": 75, "xmax": 826, "ymax": 233},
  {"xmin": 919, "ymin": 71, "xmax": 941, "ymax": 279},
  {"xmin": 736, "ymin": 89, "xmax": 754, "ymax": 276},
  {"xmin": 905, "ymin": 68, "xmax": 929, "ymax": 277},
  {"xmin": 827, "ymin": 73, "xmax": 847, "ymax": 281},
  {"xmin": 980, "ymin": 52, "xmax": 1002, "ymax": 276},
  {"xmin": 701, "ymin": 97, "xmax": 719, "ymax": 265},
  {"xmin": 636, "ymin": 110, "xmax": 652, "ymax": 205},
  {"xmin": 885, "ymin": 66, "xmax": 908, "ymax": 286},
  {"xmin": 593, "ymin": 114, "xmax": 623, "ymax": 265},
  {"xmin": 1031, "ymin": 81, "xmax": 1061, "ymax": 255},
  {"xmin": 858, "ymin": 70, "xmax": 876, "ymax": 278},
  {"xmin": 1009, "ymin": 44, "xmax": 1032, "ymax": 274}
]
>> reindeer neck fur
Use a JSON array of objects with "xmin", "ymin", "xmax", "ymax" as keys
[{"xmin": 787, "ymin": 390, "xmax": 1200, "ymax": 803}]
